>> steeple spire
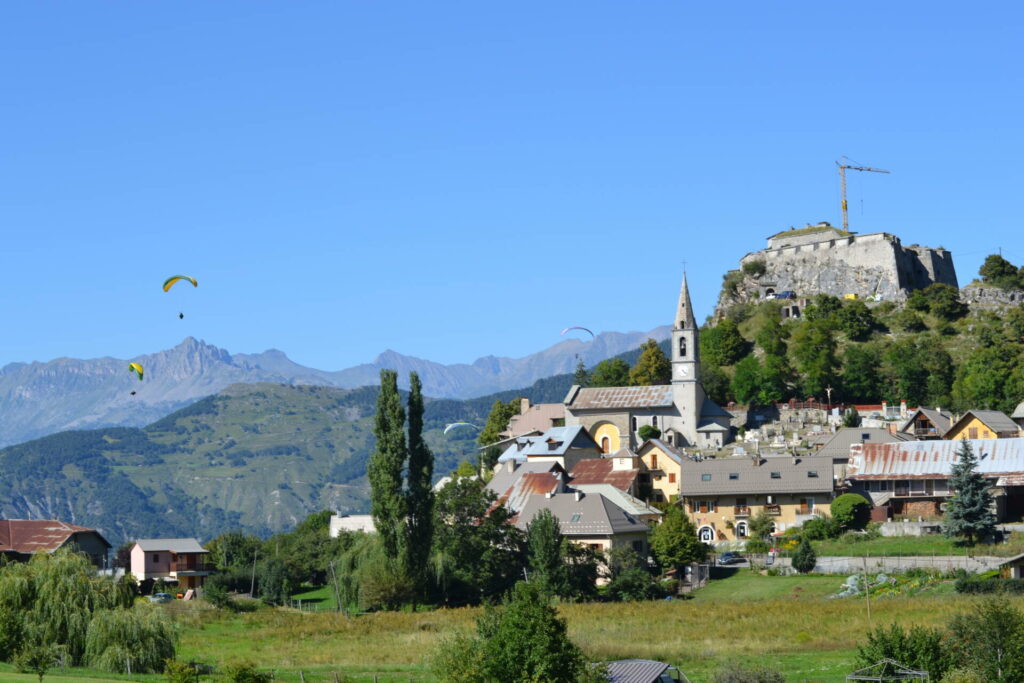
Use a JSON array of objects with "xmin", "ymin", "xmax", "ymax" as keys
[{"xmin": 676, "ymin": 271, "xmax": 696, "ymax": 330}]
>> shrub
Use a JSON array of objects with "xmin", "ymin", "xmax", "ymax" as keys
[
  {"xmin": 745, "ymin": 538, "xmax": 770, "ymax": 554},
  {"xmin": 955, "ymin": 577, "xmax": 1024, "ymax": 595},
  {"xmin": 637, "ymin": 425, "xmax": 661, "ymax": 441},
  {"xmin": 222, "ymin": 663, "xmax": 273, "ymax": 683},
  {"xmin": 856, "ymin": 623, "xmax": 954, "ymax": 681},
  {"xmin": 800, "ymin": 516, "xmax": 840, "ymax": 540},
  {"xmin": 164, "ymin": 659, "xmax": 200, "ymax": 683},
  {"xmin": 742, "ymin": 260, "xmax": 767, "ymax": 277},
  {"xmin": 14, "ymin": 643, "xmax": 58, "ymax": 683},
  {"xmin": 831, "ymin": 493, "xmax": 872, "ymax": 530}
]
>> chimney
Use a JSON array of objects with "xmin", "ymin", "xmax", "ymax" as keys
[
  {"xmin": 792, "ymin": 455, "xmax": 799, "ymax": 465},
  {"xmin": 574, "ymin": 490, "xmax": 582, "ymax": 502},
  {"xmin": 545, "ymin": 491, "xmax": 554, "ymax": 499},
  {"xmin": 505, "ymin": 460, "xmax": 517, "ymax": 474},
  {"xmin": 520, "ymin": 398, "xmax": 531, "ymax": 415}
]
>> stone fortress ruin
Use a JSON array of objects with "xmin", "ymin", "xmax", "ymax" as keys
[{"xmin": 715, "ymin": 223, "xmax": 958, "ymax": 318}]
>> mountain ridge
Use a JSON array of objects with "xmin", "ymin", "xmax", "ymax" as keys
[{"xmin": 0, "ymin": 327, "xmax": 668, "ymax": 446}]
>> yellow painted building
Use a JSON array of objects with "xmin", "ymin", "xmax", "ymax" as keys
[
  {"xmin": 637, "ymin": 439, "xmax": 684, "ymax": 503},
  {"xmin": 946, "ymin": 410, "xmax": 1021, "ymax": 441},
  {"xmin": 679, "ymin": 456, "xmax": 834, "ymax": 543}
]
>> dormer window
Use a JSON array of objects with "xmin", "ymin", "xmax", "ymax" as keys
[
  {"xmin": 570, "ymin": 513, "xmax": 581, "ymax": 522},
  {"xmin": 771, "ymin": 472, "xmax": 781, "ymax": 479}
]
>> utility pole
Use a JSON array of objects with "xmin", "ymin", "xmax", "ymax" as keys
[
  {"xmin": 249, "ymin": 547, "xmax": 258, "ymax": 597},
  {"xmin": 837, "ymin": 159, "xmax": 890, "ymax": 230}
]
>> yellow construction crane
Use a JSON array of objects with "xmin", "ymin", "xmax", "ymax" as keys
[{"xmin": 837, "ymin": 158, "xmax": 889, "ymax": 230}]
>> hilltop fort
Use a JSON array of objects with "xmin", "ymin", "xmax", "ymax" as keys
[{"xmin": 714, "ymin": 223, "xmax": 958, "ymax": 317}]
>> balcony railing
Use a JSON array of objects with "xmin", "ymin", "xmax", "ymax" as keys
[
  {"xmin": 173, "ymin": 561, "xmax": 212, "ymax": 573},
  {"xmin": 764, "ymin": 504, "xmax": 781, "ymax": 515},
  {"xmin": 733, "ymin": 506, "xmax": 751, "ymax": 517},
  {"xmin": 798, "ymin": 506, "xmax": 814, "ymax": 515}
]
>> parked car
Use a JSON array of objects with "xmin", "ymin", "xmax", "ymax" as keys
[
  {"xmin": 718, "ymin": 552, "xmax": 745, "ymax": 565},
  {"xmin": 148, "ymin": 592, "xmax": 174, "ymax": 603}
]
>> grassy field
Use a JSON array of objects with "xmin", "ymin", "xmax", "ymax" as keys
[
  {"xmin": 166, "ymin": 569, "xmax": 1001, "ymax": 683},
  {"xmin": 3, "ymin": 571, "xmax": 1007, "ymax": 683},
  {"xmin": 810, "ymin": 531, "xmax": 1024, "ymax": 557}
]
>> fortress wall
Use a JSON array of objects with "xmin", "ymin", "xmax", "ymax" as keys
[{"xmin": 902, "ymin": 246, "xmax": 958, "ymax": 289}]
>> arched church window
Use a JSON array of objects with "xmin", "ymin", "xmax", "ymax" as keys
[
  {"xmin": 679, "ymin": 337, "xmax": 687, "ymax": 356},
  {"xmin": 631, "ymin": 417, "xmax": 637, "ymax": 432},
  {"xmin": 600, "ymin": 437, "xmax": 610, "ymax": 454}
]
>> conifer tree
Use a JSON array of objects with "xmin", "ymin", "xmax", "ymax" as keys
[
  {"xmin": 629, "ymin": 338, "xmax": 671, "ymax": 386},
  {"xmin": 478, "ymin": 399, "xmax": 520, "ymax": 446},
  {"xmin": 573, "ymin": 358, "xmax": 590, "ymax": 387},
  {"xmin": 404, "ymin": 372, "xmax": 434, "ymax": 593},
  {"xmin": 791, "ymin": 536, "xmax": 817, "ymax": 573},
  {"xmin": 369, "ymin": 369, "xmax": 408, "ymax": 559},
  {"xmin": 944, "ymin": 440, "xmax": 997, "ymax": 544}
]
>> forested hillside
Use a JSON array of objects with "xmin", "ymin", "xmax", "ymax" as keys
[{"xmin": 702, "ymin": 267, "xmax": 1024, "ymax": 413}]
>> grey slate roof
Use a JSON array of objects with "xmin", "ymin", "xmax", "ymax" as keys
[
  {"xmin": 816, "ymin": 428, "xmax": 911, "ymax": 459},
  {"xmin": 637, "ymin": 439, "xmax": 686, "ymax": 465},
  {"xmin": 680, "ymin": 456, "xmax": 834, "ymax": 496},
  {"xmin": 700, "ymin": 398, "xmax": 733, "ymax": 419},
  {"xmin": 496, "ymin": 426, "xmax": 598, "ymax": 463},
  {"xmin": 134, "ymin": 538, "xmax": 208, "ymax": 554},
  {"xmin": 606, "ymin": 659, "xmax": 673, "ymax": 683},
  {"xmin": 515, "ymin": 491, "xmax": 649, "ymax": 535},
  {"xmin": 566, "ymin": 385, "xmax": 675, "ymax": 410},
  {"xmin": 952, "ymin": 410, "xmax": 1020, "ymax": 435},
  {"xmin": 571, "ymin": 484, "xmax": 662, "ymax": 518},
  {"xmin": 899, "ymin": 407, "xmax": 954, "ymax": 437}
]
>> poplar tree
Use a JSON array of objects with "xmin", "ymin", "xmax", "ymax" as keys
[
  {"xmin": 405, "ymin": 372, "xmax": 434, "ymax": 593},
  {"xmin": 369, "ymin": 369, "xmax": 408, "ymax": 559},
  {"xmin": 526, "ymin": 509, "xmax": 567, "ymax": 596},
  {"xmin": 944, "ymin": 440, "xmax": 997, "ymax": 545}
]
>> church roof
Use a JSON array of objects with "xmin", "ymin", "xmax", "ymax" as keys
[
  {"xmin": 565, "ymin": 385, "xmax": 675, "ymax": 410},
  {"xmin": 700, "ymin": 398, "xmax": 732, "ymax": 419}
]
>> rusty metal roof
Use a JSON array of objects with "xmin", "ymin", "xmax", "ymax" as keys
[
  {"xmin": 0, "ymin": 519, "xmax": 110, "ymax": 555},
  {"xmin": 848, "ymin": 438, "xmax": 1024, "ymax": 480},
  {"xmin": 567, "ymin": 385, "xmax": 675, "ymax": 410},
  {"xmin": 569, "ymin": 458, "xmax": 639, "ymax": 492}
]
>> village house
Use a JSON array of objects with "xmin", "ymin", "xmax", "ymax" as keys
[
  {"xmin": 898, "ymin": 407, "xmax": 955, "ymax": 440},
  {"xmin": 514, "ymin": 490, "xmax": 650, "ymax": 574},
  {"xmin": 563, "ymin": 273, "xmax": 732, "ymax": 452},
  {"xmin": 0, "ymin": 519, "xmax": 110, "ymax": 567},
  {"xmin": 945, "ymin": 410, "xmax": 1021, "ymax": 440},
  {"xmin": 814, "ymin": 427, "xmax": 912, "ymax": 480},
  {"xmin": 636, "ymin": 438, "xmax": 686, "ymax": 502},
  {"xmin": 501, "ymin": 398, "xmax": 565, "ymax": 439},
  {"xmin": 680, "ymin": 456, "xmax": 835, "ymax": 543},
  {"xmin": 329, "ymin": 514, "xmax": 376, "ymax": 536},
  {"xmin": 495, "ymin": 425, "xmax": 601, "ymax": 472},
  {"xmin": 130, "ymin": 538, "xmax": 213, "ymax": 592},
  {"xmin": 846, "ymin": 438, "xmax": 1024, "ymax": 521}
]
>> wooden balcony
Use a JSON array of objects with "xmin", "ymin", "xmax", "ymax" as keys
[
  {"xmin": 733, "ymin": 506, "xmax": 751, "ymax": 517},
  {"xmin": 798, "ymin": 506, "xmax": 814, "ymax": 515},
  {"xmin": 764, "ymin": 504, "xmax": 781, "ymax": 516}
]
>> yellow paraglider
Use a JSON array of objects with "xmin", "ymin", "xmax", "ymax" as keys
[
  {"xmin": 162, "ymin": 275, "xmax": 198, "ymax": 292},
  {"xmin": 128, "ymin": 362, "xmax": 144, "ymax": 381}
]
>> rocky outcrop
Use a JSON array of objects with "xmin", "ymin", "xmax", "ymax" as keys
[
  {"xmin": 960, "ymin": 284, "xmax": 1024, "ymax": 308},
  {"xmin": 714, "ymin": 224, "xmax": 958, "ymax": 317}
]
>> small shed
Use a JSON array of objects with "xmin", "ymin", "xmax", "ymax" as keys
[
  {"xmin": 999, "ymin": 552, "xmax": 1024, "ymax": 579},
  {"xmin": 606, "ymin": 659, "xmax": 687, "ymax": 683},
  {"xmin": 846, "ymin": 659, "xmax": 928, "ymax": 681}
]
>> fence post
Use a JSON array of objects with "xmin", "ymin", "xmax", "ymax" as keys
[{"xmin": 299, "ymin": 672, "xmax": 305, "ymax": 683}]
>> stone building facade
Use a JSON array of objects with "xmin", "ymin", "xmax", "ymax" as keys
[
  {"xmin": 563, "ymin": 273, "xmax": 732, "ymax": 452},
  {"xmin": 715, "ymin": 224, "xmax": 958, "ymax": 316}
]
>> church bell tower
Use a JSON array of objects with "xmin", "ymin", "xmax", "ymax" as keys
[{"xmin": 672, "ymin": 272, "xmax": 699, "ymax": 385}]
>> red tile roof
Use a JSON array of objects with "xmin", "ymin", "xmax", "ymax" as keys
[
  {"xmin": 0, "ymin": 519, "xmax": 109, "ymax": 555},
  {"xmin": 569, "ymin": 458, "xmax": 639, "ymax": 493}
]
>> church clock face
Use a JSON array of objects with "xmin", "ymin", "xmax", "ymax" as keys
[{"xmin": 676, "ymin": 365, "xmax": 690, "ymax": 379}]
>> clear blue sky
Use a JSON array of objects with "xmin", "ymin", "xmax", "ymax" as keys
[{"xmin": 2, "ymin": 2, "xmax": 1022, "ymax": 370}]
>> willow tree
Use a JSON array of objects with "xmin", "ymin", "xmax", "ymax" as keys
[{"xmin": 84, "ymin": 606, "xmax": 176, "ymax": 674}]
